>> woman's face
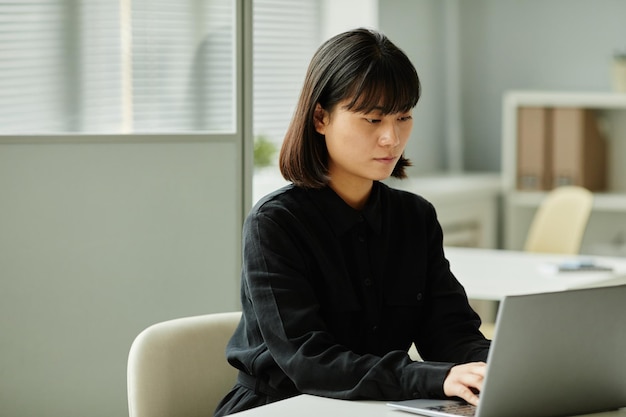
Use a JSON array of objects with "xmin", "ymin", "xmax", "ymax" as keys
[{"xmin": 314, "ymin": 99, "xmax": 413, "ymax": 188}]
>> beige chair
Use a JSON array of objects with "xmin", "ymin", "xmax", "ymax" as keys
[
  {"xmin": 127, "ymin": 311, "xmax": 242, "ymax": 417},
  {"xmin": 523, "ymin": 185, "xmax": 593, "ymax": 255}
]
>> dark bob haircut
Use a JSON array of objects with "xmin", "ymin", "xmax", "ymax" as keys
[{"xmin": 279, "ymin": 28, "xmax": 421, "ymax": 188}]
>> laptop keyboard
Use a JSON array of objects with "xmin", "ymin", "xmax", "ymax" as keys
[{"xmin": 425, "ymin": 403, "xmax": 477, "ymax": 416}]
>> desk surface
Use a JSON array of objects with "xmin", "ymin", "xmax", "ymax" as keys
[
  {"xmin": 445, "ymin": 247, "xmax": 626, "ymax": 301},
  {"xmin": 228, "ymin": 394, "xmax": 626, "ymax": 417}
]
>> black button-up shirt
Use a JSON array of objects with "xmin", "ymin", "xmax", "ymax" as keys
[{"xmin": 215, "ymin": 181, "xmax": 490, "ymax": 416}]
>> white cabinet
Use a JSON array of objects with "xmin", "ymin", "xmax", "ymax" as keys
[
  {"xmin": 387, "ymin": 173, "xmax": 502, "ymax": 249},
  {"xmin": 502, "ymin": 91, "xmax": 626, "ymax": 256}
]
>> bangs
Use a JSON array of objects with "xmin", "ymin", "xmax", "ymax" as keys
[{"xmin": 343, "ymin": 60, "xmax": 420, "ymax": 114}]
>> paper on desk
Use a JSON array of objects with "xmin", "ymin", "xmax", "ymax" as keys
[{"xmin": 539, "ymin": 259, "xmax": 614, "ymax": 275}]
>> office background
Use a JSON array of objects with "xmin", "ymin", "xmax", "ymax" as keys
[{"xmin": 1, "ymin": 1, "xmax": 625, "ymax": 416}]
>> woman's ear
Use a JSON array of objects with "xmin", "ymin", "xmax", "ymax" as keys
[{"xmin": 313, "ymin": 103, "xmax": 328, "ymax": 135}]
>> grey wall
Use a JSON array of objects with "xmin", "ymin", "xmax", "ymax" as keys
[
  {"xmin": 0, "ymin": 138, "xmax": 242, "ymax": 417},
  {"xmin": 381, "ymin": 0, "xmax": 626, "ymax": 173}
]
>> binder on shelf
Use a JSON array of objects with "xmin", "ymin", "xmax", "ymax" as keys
[
  {"xmin": 517, "ymin": 107, "xmax": 552, "ymax": 190},
  {"xmin": 551, "ymin": 108, "xmax": 607, "ymax": 191}
]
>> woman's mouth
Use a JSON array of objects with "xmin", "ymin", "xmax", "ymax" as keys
[{"xmin": 374, "ymin": 156, "xmax": 397, "ymax": 164}]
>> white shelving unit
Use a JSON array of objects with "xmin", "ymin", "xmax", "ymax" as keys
[{"xmin": 502, "ymin": 91, "xmax": 626, "ymax": 256}]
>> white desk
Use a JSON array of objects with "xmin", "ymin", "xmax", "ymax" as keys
[
  {"xmin": 228, "ymin": 394, "xmax": 626, "ymax": 417},
  {"xmin": 445, "ymin": 246, "xmax": 626, "ymax": 301}
]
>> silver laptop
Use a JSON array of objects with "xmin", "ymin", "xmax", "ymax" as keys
[{"xmin": 388, "ymin": 284, "xmax": 626, "ymax": 417}]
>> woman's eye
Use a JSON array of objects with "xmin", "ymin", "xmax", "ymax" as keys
[
  {"xmin": 399, "ymin": 115, "xmax": 413, "ymax": 122},
  {"xmin": 365, "ymin": 118, "xmax": 381, "ymax": 124}
]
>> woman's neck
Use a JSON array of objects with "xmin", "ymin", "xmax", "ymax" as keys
[{"xmin": 328, "ymin": 177, "xmax": 373, "ymax": 210}]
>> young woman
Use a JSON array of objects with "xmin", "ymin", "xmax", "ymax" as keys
[{"xmin": 214, "ymin": 28, "xmax": 490, "ymax": 417}]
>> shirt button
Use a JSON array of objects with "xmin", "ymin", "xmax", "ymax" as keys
[
  {"xmin": 416, "ymin": 293, "xmax": 423, "ymax": 301},
  {"xmin": 364, "ymin": 278, "xmax": 374, "ymax": 286},
  {"xmin": 358, "ymin": 234, "xmax": 365, "ymax": 242},
  {"xmin": 372, "ymin": 325, "xmax": 379, "ymax": 333}
]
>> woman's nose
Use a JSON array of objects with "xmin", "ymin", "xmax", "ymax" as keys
[{"xmin": 379, "ymin": 123, "xmax": 400, "ymax": 147}]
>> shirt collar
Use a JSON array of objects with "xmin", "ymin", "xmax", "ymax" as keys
[{"xmin": 307, "ymin": 182, "xmax": 383, "ymax": 237}]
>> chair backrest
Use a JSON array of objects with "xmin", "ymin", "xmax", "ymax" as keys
[
  {"xmin": 523, "ymin": 185, "xmax": 593, "ymax": 254},
  {"xmin": 127, "ymin": 311, "xmax": 242, "ymax": 417}
]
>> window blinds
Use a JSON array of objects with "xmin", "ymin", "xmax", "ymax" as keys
[
  {"xmin": 0, "ymin": 1, "xmax": 66, "ymax": 133},
  {"xmin": 0, "ymin": 0, "xmax": 235, "ymax": 134},
  {"xmin": 253, "ymin": 0, "xmax": 320, "ymax": 148},
  {"xmin": 0, "ymin": 0, "xmax": 319, "ymax": 144}
]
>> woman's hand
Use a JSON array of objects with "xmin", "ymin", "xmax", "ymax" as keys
[{"xmin": 443, "ymin": 362, "xmax": 487, "ymax": 406}]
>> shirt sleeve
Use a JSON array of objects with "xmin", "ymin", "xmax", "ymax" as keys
[{"xmin": 241, "ymin": 205, "xmax": 457, "ymax": 401}]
